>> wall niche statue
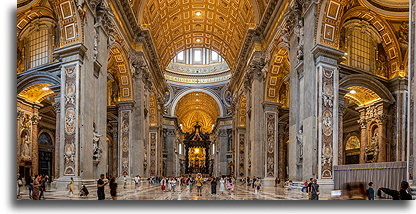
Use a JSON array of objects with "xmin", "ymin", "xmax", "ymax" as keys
[
  {"xmin": 365, "ymin": 126, "xmax": 379, "ymax": 163},
  {"xmin": 21, "ymin": 131, "xmax": 31, "ymax": 160},
  {"xmin": 93, "ymin": 123, "xmax": 103, "ymax": 163}
]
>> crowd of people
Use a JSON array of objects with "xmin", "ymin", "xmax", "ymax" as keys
[
  {"xmin": 17, "ymin": 173, "xmax": 49, "ymax": 200},
  {"xmin": 17, "ymin": 172, "xmax": 414, "ymax": 200}
]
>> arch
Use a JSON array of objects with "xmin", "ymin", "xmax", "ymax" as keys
[
  {"xmin": 264, "ymin": 46, "xmax": 289, "ymax": 103},
  {"xmin": 170, "ymin": 88, "xmax": 224, "ymax": 117},
  {"xmin": 38, "ymin": 131, "xmax": 54, "ymax": 147},
  {"xmin": 17, "ymin": 72, "xmax": 60, "ymax": 94},
  {"xmin": 339, "ymin": 74, "xmax": 395, "ymax": 104},
  {"xmin": 108, "ymin": 44, "xmax": 133, "ymax": 101},
  {"xmin": 49, "ymin": 0, "xmax": 83, "ymax": 47},
  {"xmin": 316, "ymin": 2, "xmax": 403, "ymax": 78}
]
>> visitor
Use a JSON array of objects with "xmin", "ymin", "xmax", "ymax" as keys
[
  {"xmin": 27, "ymin": 176, "xmax": 33, "ymax": 199},
  {"xmin": 79, "ymin": 185, "xmax": 89, "ymax": 197},
  {"xmin": 211, "ymin": 177, "xmax": 217, "ymax": 195},
  {"xmin": 301, "ymin": 180, "xmax": 308, "ymax": 193},
  {"xmin": 378, "ymin": 181, "xmax": 413, "ymax": 200},
  {"xmin": 168, "ymin": 178, "xmax": 172, "ymax": 192},
  {"xmin": 254, "ymin": 178, "xmax": 261, "ymax": 194},
  {"xmin": 219, "ymin": 176, "xmax": 225, "ymax": 195},
  {"xmin": 32, "ymin": 175, "xmax": 40, "ymax": 200},
  {"xmin": 274, "ymin": 177, "xmax": 278, "ymax": 187},
  {"xmin": 196, "ymin": 174, "xmax": 203, "ymax": 196},
  {"xmin": 39, "ymin": 175, "xmax": 46, "ymax": 199},
  {"xmin": 189, "ymin": 177, "xmax": 195, "ymax": 192},
  {"xmin": 307, "ymin": 178, "xmax": 313, "ymax": 199},
  {"xmin": 310, "ymin": 179, "xmax": 320, "ymax": 200},
  {"xmin": 226, "ymin": 178, "xmax": 234, "ymax": 195},
  {"xmin": 97, "ymin": 174, "xmax": 108, "ymax": 200},
  {"xmin": 367, "ymin": 182, "xmax": 375, "ymax": 200},
  {"xmin": 68, "ymin": 177, "xmax": 74, "ymax": 196},
  {"xmin": 134, "ymin": 175, "xmax": 139, "ymax": 187},
  {"xmin": 110, "ymin": 177, "xmax": 117, "ymax": 200},
  {"xmin": 161, "ymin": 177, "xmax": 166, "ymax": 191},
  {"xmin": 171, "ymin": 177, "xmax": 177, "ymax": 192},
  {"xmin": 17, "ymin": 175, "xmax": 23, "ymax": 199}
]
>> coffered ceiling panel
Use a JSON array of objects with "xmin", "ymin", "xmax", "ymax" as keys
[
  {"xmin": 344, "ymin": 86, "xmax": 381, "ymax": 106},
  {"xmin": 137, "ymin": 0, "xmax": 256, "ymax": 70},
  {"xmin": 175, "ymin": 92, "xmax": 220, "ymax": 133}
]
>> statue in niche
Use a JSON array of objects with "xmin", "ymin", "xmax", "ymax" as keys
[
  {"xmin": 365, "ymin": 128, "xmax": 379, "ymax": 163},
  {"xmin": 295, "ymin": 18, "xmax": 304, "ymax": 63},
  {"xmin": 279, "ymin": 84, "xmax": 288, "ymax": 106},
  {"xmin": 296, "ymin": 126, "xmax": 304, "ymax": 161},
  {"xmin": 110, "ymin": 80, "xmax": 119, "ymax": 105},
  {"xmin": 21, "ymin": 133, "xmax": 30, "ymax": 160},
  {"xmin": 398, "ymin": 22, "xmax": 409, "ymax": 48},
  {"xmin": 22, "ymin": 114, "xmax": 31, "ymax": 128},
  {"xmin": 93, "ymin": 123, "xmax": 103, "ymax": 162},
  {"xmin": 17, "ymin": 40, "xmax": 25, "ymax": 73},
  {"xmin": 375, "ymin": 44, "xmax": 388, "ymax": 78}
]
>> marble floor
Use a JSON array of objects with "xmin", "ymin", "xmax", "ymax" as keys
[{"xmin": 17, "ymin": 182, "xmax": 333, "ymax": 200}]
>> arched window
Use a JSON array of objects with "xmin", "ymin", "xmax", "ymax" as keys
[
  {"xmin": 171, "ymin": 48, "xmax": 225, "ymax": 65},
  {"xmin": 341, "ymin": 20, "xmax": 382, "ymax": 73},
  {"xmin": 17, "ymin": 18, "xmax": 55, "ymax": 72}
]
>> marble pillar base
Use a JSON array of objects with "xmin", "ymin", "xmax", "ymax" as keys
[
  {"xmin": 317, "ymin": 179, "xmax": 334, "ymax": 194},
  {"xmin": 52, "ymin": 176, "xmax": 96, "ymax": 191},
  {"xmin": 263, "ymin": 177, "xmax": 276, "ymax": 186}
]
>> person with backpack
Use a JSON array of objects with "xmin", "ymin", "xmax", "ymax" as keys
[{"xmin": 378, "ymin": 181, "xmax": 413, "ymax": 200}]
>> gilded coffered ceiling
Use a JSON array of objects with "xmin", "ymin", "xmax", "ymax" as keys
[
  {"xmin": 344, "ymin": 86, "xmax": 381, "ymax": 106},
  {"xmin": 265, "ymin": 48, "xmax": 289, "ymax": 105},
  {"xmin": 136, "ymin": 0, "xmax": 256, "ymax": 70},
  {"xmin": 175, "ymin": 92, "xmax": 220, "ymax": 133},
  {"xmin": 18, "ymin": 83, "xmax": 54, "ymax": 103},
  {"xmin": 358, "ymin": 0, "xmax": 409, "ymax": 20}
]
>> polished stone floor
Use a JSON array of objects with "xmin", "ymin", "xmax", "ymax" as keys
[{"xmin": 17, "ymin": 182, "xmax": 334, "ymax": 200}]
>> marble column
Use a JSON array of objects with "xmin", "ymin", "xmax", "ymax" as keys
[
  {"xmin": 117, "ymin": 101, "xmax": 134, "ymax": 179},
  {"xmin": 52, "ymin": 91, "xmax": 61, "ymax": 179},
  {"xmin": 218, "ymin": 128, "xmax": 229, "ymax": 176},
  {"xmin": 278, "ymin": 120, "xmax": 287, "ymax": 180},
  {"xmin": 263, "ymin": 101, "xmax": 279, "ymax": 185},
  {"xmin": 110, "ymin": 121, "xmax": 118, "ymax": 177},
  {"xmin": 390, "ymin": 77, "xmax": 408, "ymax": 162},
  {"xmin": 312, "ymin": 44, "xmax": 344, "ymax": 190},
  {"xmin": 409, "ymin": 0, "xmax": 416, "ymax": 183},
  {"xmin": 246, "ymin": 52, "xmax": 266, "ymax": 178},
  {"xmin": 338, "ymin": 88, "xmax": 349, "ymax": 165},
  {"xmin": 163, "ymin": 127, "xmax": 176, "ymax": 176},
  {"xmin": 53, "ymin": 43, "xmax": 87, "ymax": 189},
  {"xmin": 131, "ymin": 54, "xmax": 147, "ymax": 177},
  {"xmin": 31, "ymin": 108, "xmax": 41, "ymax": 176},
  {"xmin": 358, "ymin": 108, "xmax": 368, "ymax": 164}
]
